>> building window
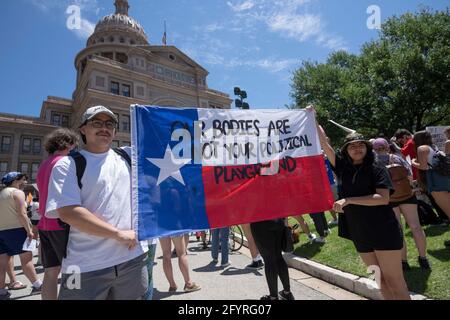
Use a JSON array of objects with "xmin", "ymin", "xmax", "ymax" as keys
[
  {"xmin": 112, "ymin": 140, "xmax": 120, "ymax": 148},
  {"xmin": 122, "ymin": 84, "xmax": 131, "ymax": 97},
  {"xmin": 1, "ymin": 136, "xmax": 12, "ymax": 152},
  {"xmin": 111, "ymin": 82, "xmax": 120, "ymax": 95},
  {"xmin": 62, "ymin": 115, "xmax": 69, "ymax": 127},
  {"xmin": 51, "ymin": 113, "xmax": 61, "ymax": 126},
  {"xmin": 116, "ymin": 52, "xmax": 128, "ymax": 64},
  {"xmin": 95, "ymin": 76, "xmax": 105, "ymax": 87},
  {"xmin": 33, "ymin": 139, "xmax": 41, "ymax": 154},
  {"xmin": 122, "ymin": 115, "xmax": 130, "ymax": 133},
  {"xmin": 122, "ymin": 141, "xmax": 131, "ymax": 147},
  {"xmin": 22, "ymin": 138, "xmax": 31, "ymax": 153},
  {"xmin": 31, "ymin": 163, "xmax": 39, "ymax": 181},
  {"xmin": 20, "ymin": 163, "xmax": 29, "ymax": 176},
  {"xmin": 0, "ymin": 162, "xmax": 8, "ymax": 179},
  {"xmin": 137, "ymin": 86, "xmax": 144, "ymax": 97}
]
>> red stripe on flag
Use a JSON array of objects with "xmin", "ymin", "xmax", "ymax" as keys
[{"xmin": 202, "ymin": 155, "xmax": 334, "ymax": 228}]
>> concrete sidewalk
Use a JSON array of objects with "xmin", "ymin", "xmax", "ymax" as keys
[{"xmin": 9, "ymin": 235, "xmax": 364, "ymax": 300}]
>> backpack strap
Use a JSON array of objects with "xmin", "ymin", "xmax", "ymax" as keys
[
  {"xmin": 68, "ymin": 148, "xmax": 131, "ymax": 190},
  {"xmin": 68, "ymin": 150, "xmax": 86, "ymax": 189},
  {"xmin": 113, "ymin": 147, "xmax": 132, "ymax": 167}
]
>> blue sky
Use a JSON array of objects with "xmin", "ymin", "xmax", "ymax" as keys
[{"xmin": 0, "ymin": 0, "xmax": 448, "ymax": 116}]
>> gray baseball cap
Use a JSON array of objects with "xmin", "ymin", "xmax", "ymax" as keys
[{"xmin": 80, "ymin": 106, "xmax": 118, "ymax": 126}]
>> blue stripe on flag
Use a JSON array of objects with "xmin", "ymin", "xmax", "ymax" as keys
[{"xmin": 133, "ymin": 106, "xmax": 210, "ymax": 239}]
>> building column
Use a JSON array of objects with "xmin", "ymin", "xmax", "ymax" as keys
[{"xmin": 11, "ymin": 132, "xmax": 21, "ymax": 171}]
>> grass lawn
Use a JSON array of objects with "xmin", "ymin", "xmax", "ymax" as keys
[{"xmin": 288, "ymin": 213, "xmax": 450, "ymax": 300}]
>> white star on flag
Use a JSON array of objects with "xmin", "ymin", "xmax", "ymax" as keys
[{"xmin": 147, "ymin": 145, "xmax": 191, "ymax": 186}]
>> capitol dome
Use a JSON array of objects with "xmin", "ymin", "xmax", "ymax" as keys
[{"xmin": 87, "ymin": 0, "xmax": 149, "ymax": 47}]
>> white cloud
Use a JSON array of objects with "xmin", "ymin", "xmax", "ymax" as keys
[
  {"xmin": 203, "ymin": 54, "xmax": 298, "ymax": 73},
  {"xmin": 267, "ymin": 13, "xmax": 321, "ymax": 42},
  {"xmin": 227, "ymin": 0, "xmax": 255, "ymax": 12},
  {"xmin": 254, "ymin": 58, "xmax": 298, "ymax": 73},
  {"xmin": 226, "ymin": 0, "xmax": 347, "ymax": 50},
  {"xmin": 204, "ymin": 23, "xmax": 224, "ymax": 33}
]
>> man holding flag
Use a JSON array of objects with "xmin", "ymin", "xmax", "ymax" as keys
[{"xmin": 46, "ymin": 106, "xmax": 148, "ymax": 300}]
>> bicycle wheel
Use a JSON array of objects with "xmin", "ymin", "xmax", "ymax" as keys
[{"xmin": 229, "ymin": 225, "xmax": 244, "ymax": 252}]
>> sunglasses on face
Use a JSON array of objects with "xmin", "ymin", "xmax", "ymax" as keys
[{"xmin": 88, "ymin": 119, "xmax": 117, "ymax": 130}]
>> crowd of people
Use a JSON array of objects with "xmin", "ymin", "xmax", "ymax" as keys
[{"xmin": 0, "ymin": 104, "xmax": 448, "ymax": 301}]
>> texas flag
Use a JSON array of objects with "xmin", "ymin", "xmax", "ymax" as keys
[{"xmin": 131, "ymin": 105, "xmax": 334, "ymax": 240}]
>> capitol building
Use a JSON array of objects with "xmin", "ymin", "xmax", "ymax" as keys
[{"xmin": 0, "ymin": 0, "xmax": 231, "ymax": 183}]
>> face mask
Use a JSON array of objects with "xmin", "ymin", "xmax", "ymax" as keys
[{"xmin": 377, "ymin": 154, "xmax": 389, "ymax": 165}]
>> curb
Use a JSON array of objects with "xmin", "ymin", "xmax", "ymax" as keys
[{"xmin": 236, "ymin": 233, "xmax": 429, "ymax": 300}]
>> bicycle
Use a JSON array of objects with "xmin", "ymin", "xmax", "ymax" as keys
[
  {"xmin": 199, "ymin": 225, "xmax": 244, "ymax": 252},
  {"xmin": 229, "ymin": 225, "xmax": 244, "ymax": 252}
]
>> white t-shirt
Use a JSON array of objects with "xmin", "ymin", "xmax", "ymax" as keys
[{"xmin": 46, "ymin": 147, "xmax": 148, "ymax": 273}]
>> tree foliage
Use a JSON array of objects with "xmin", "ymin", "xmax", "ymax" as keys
[{"xmin": 291, "ymin": 8, "xmax": 450, "ymax": 145}]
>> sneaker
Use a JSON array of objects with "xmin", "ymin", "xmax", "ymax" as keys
[
  {"xmin": 201, "ymin": 242, "xmax": 208, "ymax": 250},
  {"xmin": 418, "ymin": 257, "xmax": 431, "ymax": 270},
  {"xmin": 246, "ymin": 260, "xmax": 264, "ymax": 270},
  {"xmin": 260, "ymin": 295, "xmax": 278, "ymax": 300},
  {"xmin": 184, "ymin": 282, "xmax": 201, "ymax": 293},
  {"xmin": 402, "ymin": 260, "xmax": 411, "ymax": 271},
  {"xmin": 313, "ymin": 236, "xmax": 326, "ymax": 244},
  {"xmin": 30, "ymin": 285, "xmax": 42, "ymax": 296},
  {"xmin": 279, "ymin": 290, "xmax": 295, "ymax": 300},
  {"xmin": 324, "ymin": 229, "xmax": 332, "ymax": 236},
  {"xmin": 307, "ymin": 233, "xmax": 317, "ymax": 243},
  {"xmin": 212, "ymin": 258, "xmax": 218, "ymax": 264},
  {"xmin": 328, "ymin": 219, "xmax": 338, "ymax": 226},
  {"xmin": 220, "ymin": 262, "xmax": 231, "ymax": 268}
]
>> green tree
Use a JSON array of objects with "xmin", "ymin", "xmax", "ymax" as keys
[{"xmin": 291, "ymin": 8, "xmax": 450, "ymax": 145}]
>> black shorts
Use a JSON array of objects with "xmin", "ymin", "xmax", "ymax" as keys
[
  {"xmin": 353, "ymin": 225, "xmax": 404, "ymax": 253},
  {"xmin": 390, "ymin": 195, "xmax": 418, "ymax": 208},
  {"xmin": 38, "ymin": 229, "xmax": 68, "ymax": 268},
  {"xmin": 354, "ymin": 239, "xmax": 403, "ymax": 253}
]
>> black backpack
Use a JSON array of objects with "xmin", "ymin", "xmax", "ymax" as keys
[
  {"xmin": 417, "ymin": 199, "xmax": 443, "ymax": 226},
  {"xmin": 58, "ymin": 148, "xmax": 132, "ymax": 258}
]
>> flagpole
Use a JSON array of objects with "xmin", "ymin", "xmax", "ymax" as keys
[
  {"xmin": 328, "ymin": 119, "xmax": 356, "ymax": 134},
  {"xmin": 163, "ymin": 20, "xmax": 167, "ymax": 45}
]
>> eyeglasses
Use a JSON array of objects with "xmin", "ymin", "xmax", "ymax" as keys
[{"xmin": 88, "ymin": 119, "xmax": 116, "ymax": 130}]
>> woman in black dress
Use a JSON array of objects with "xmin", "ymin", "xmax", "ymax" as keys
[{"xmin": 308, "ymin": 106, "xmax": 410, "ymax": 300}]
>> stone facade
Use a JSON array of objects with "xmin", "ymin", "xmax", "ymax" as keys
[{"xmin": 0, "ymin": 0, "xmax": 231, "ymax": 184}]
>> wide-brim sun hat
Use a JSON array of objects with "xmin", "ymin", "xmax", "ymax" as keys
[{"xmin": 341, "ymin": 132, "xmax": 370, "ymax": 151}]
